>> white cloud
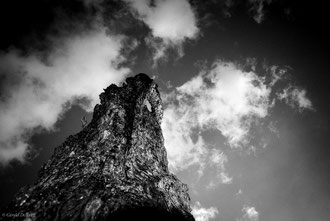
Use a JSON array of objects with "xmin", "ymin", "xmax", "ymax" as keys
[
  {"xmin": 125, "ymin": 0, "xmax": 198, "ymax": 41},
  {"xmin": 162, "ymin": 60, "xmax": 274, "ymax": 189},
  {"xmin": 162, "ymin": 60, "xmax": 315, "ymax": 192},
  {"xmin": 249, "ymin": 0, "xmax": 272, "ymax": 23},
  {"xmin": 207, "ymin": 149, "xmax": 233, "ymax": 188},
  {"xmin": 0, "ymin": 29, "xmax": 130, "ymax": 165},
  {"xmin": 163, "ymin": 61, "xmax": 272, "ymax": 159},
  {"xmin": 124, "ymin": 0, "xmax": 199, "ymax": 63},
  {"xmin": 162, "ymin": 99, "xmax": 207, "ymax": 171},
  {"xmin": 191, "ymin": 201, "xmax": 219, "ymax": 221},
  {"xmin": 238, "ymin": 206, "xmax": 259, "ymax": 221},
  {"xmin": 278, "ymin": 86, "xmax": 313, "ymax": 112},
  {"xmin": 162, "ymin": 61, "xmax": 314, "ymax": 177}
]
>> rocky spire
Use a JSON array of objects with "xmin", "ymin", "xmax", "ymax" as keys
[{"xmin": 0, "ymin": 74, "xmax": 195, "ymax": 221}]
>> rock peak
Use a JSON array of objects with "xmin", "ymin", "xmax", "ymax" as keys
[
  {"xmin": 0, "ymin": 74, "xmax": 194, "ymax": 221},
  {"xmin": 98, "ymin": 73, "xmax": 163, "ymax": 125}
]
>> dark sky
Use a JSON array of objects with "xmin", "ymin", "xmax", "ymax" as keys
[{"xmin": 1, "ymin": 1, "xmax": 330, "ymax": 220}]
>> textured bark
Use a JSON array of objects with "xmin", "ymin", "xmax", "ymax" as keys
[{"xmin": 1, "ymin": 74, "xmax": 194, "ymax": 221}]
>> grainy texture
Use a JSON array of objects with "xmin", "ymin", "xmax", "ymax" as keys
[{"xmin": 0, "ymin": 74, "xmax": 194, "ymax": 221}]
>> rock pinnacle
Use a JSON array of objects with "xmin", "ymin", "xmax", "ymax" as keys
[{"xmin": 0, "ymin": 74, "xmax": 195, "ymax": 221}]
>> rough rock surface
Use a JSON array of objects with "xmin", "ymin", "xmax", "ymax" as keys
[{"xmin": 1, "ymin": 74, "xmax": 195, "ymax": 221}]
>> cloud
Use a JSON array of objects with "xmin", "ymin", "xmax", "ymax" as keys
[
  {"xmin": 191, "ymin": 201, "xmax": 219, "ymax": 221},
  {"xmin": 124, "ymin": 0, "xmax": 199, "ymax": 63},
  {"xmin": 163, "ymin": 61, "xmax": 272, "ymax": 161},
  {"xmin": 162, "ymin": 60, "xmax": 273, "ymax": 187},
  {"xmin": 207, "ymin": 149, "xmax": 232, "ymax": 188},
  {"xmin": 238, "ymin": 206, "xmax": 259, "ymax": 221},
  {"xmin": 248, "ymin": 0, "xmax": 272, "ymax": 23},
  {"xmin": 277, "ymin": 86, "xmax": 314, "ymax": 112},
  {"xmin": 0, "ymin": 29, "xmax": 130, "ymax": 165},
  {"xmin": 162, "ymin": 60, "xmax": 314, "ymax": 188}
]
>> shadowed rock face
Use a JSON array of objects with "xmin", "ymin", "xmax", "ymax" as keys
[{"xmin": 0, "ymin": 74, "xmax": 195, "ymax": 221}]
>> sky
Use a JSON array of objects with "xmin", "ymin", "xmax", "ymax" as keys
[{"xmin": 0, "ymin": 0, "xmax": 330, "ymax": 220}]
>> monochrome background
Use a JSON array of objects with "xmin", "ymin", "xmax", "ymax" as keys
[{"xmin": 0, "ymin": 1, "xmax": 329, "ymax": 220}]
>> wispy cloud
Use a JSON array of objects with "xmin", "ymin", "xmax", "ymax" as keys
[
  {"xmin": 207, "ymin": 149, "xmax": 233, "ymax": 188},
  {"xmin": 248, "ymin": 0, "xmax": 272, "ymax": 23},
  {"xmin": 278, "ymin": 86, "xmax": 314, "ymax": 112},
  {"xmin": 162, "ymin": 60, "xmax": 273, "ymax": 188},
  {"xmin": 0, "ymin": 29, "xmax": 129, "ymax": 165},
  {"xmin": 238, "ymin": 206, "xmax": 259, "ymax": 221},
  {"xmin": 162, "ymin": 60, "xmax": 313, "ymax": 187},
  {"xmin": 163, "ymin": 61, "xmax": 272, "ymax": 166},
  {"xmin": 191, "ymin": 201, "xmax": 219, "ymax": 221},
  {"xmin": 124, "ymin": 0, "xmax": 199, "ymax": 64}
]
